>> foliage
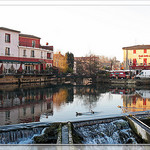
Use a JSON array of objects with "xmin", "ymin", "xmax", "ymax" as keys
[
  {"xmin": 66, "ymin": 52, "xmax": 74, "ymax": 73},
  {"xmin": 76, "ymin": 54, "xmax": 100, "ymax": 75},
  {"xmin": 67, "ymin": 67, "xmax": 73, "ymax": 73}
]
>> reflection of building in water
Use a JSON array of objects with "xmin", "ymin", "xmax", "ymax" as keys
[
  {"xmin": 110, "ymin": 87, "xmax": 135, "ymax": 95},
  {"xmin": 53, "ymin": 87, "xmax": 74, "ymax": 109},
  {"xmin": 0, "ymin": 87, "xmax": 53, "ymax": 125},
  {"xmin": 123, "ymin": 90, "xmax": 150, "ymax": 113},
  {"xmin": 53, "ymin": 88, "xmax": 68, "ymax": 109}
]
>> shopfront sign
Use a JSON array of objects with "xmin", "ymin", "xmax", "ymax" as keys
[{"xmin": 139, "ymin": 55, "xmax": 150, "ymax": 57}]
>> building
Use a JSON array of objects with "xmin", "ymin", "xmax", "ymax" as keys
[
  {"xmin": 53, "ymin": 52, "xmax": 68, "ymax": 73},
  {"xmin": 0, "ymin": 27, "xmax": 53, "ymax": 74},
  {"xmin": 74, "ymin": 56, "xmax": 100, "ymax": 75},
  {"xmin": 123, "ymin": 45, "xmax": 150, "ymax": 70}
]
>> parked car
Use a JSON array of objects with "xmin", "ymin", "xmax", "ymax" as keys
[
  {"xmin": 135, "ymin": 70, "xmax": 150, "ymax": 79},
  {"xmin": 110, "ymin": 71, "xmax": 126, "ymax": 79}
]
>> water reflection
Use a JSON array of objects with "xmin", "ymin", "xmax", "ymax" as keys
[
  {"xmin": 53, "ymin": 87, "xmax": 74, "ymax": 109},
  {"xmin": 1, "ymin": 84, "xmax": 150, "ymax": 126},
  {"xmin": 123, "ymin": 90, "xmax": 150, "ymax": 113},
  {"xmin": 0, "ymin": 84, "xmax": 53, "ymax": 125}
]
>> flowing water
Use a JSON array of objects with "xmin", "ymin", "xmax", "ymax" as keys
[
  {"xmin": 61, "ymin": 125, "xmax": 69, "ymax": 144},
  {"xmin": 0, "ymin": 83, "xmax": 150, "ymax": 144},
  {"xmin": 0, "ymin": 127, "xmax": 44, "ymax": 144},
  {"xmin": 74, "ymin": 119, "xmax": 138, "ymax": 144}
]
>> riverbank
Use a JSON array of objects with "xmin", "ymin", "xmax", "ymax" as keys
[
  {"xmin": 0, "ymin": 74, "xmax": 109, "ymax": 85},
  {"xmin": 0, "ymin": 74, "xmax": 150, "ymax": 86}
]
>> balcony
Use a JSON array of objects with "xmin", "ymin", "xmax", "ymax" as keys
[
  {"xmin": 19, "ymin": 41, "xmax": 40, "ymax": 48},
  {"xmin": 5, "ymin": 53, "xmax": 10, "ymax": 56},
  {"xmin": 23, "ymin": 55, "xmax": 27, "ymax": 57}
]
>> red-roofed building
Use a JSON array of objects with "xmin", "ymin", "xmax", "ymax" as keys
[
  {"xmin": 0, "ymin": 27, "xmax": 53, "ymax": 74},
  {"xmin": 123, "ymin": 45, "xmax": 150, "ymax": 70}
]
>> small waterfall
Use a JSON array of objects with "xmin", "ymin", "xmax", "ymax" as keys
[
  {"xmin": 0, "ymin": 127, "xmax": 44, "ymax": 144},
  {"xmin": 74, "ymin": 119, "xmax": 138, "ymax": 144},
  {"xmin": 61, "ymin": 125, "xmax": 69, "ymax": 144}
]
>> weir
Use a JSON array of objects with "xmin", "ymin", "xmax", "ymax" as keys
[
  {"xmin": 0, "ymin": 113, "xmax": 150, "ymax": 144},
  {"xmin": 0, "ymin": 127, "xmax": 44, "ymax": 144}
]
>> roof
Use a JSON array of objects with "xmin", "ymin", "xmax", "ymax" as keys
[
  {"xmin": 19, "ymin": 34, "xmax": 41, "ymax": 39},
  {"xmin": 74, "ymin": 56, "xmax": 99, "ymax": 61},
  {"xmin": 122, "ymin": 45, "xmax": 150, "ymax": 50},
  {"xmin": 40, "ymin": 46, "xmax": 53, "ymax": 51},
  {"xmin": 0, "ymin": 27, "xmax": 20, "ymax": 33}
]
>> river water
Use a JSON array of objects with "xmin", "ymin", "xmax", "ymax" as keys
[{"xmin": 0, "ymin": 83, "xmax": 150, "ymax": 126}]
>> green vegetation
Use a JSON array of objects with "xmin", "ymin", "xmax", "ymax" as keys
[{"xmin": 66, "ymin": 52, "xmax": 74, "ymax": 73}]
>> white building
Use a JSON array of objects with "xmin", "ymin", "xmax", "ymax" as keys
[{"xmin": 0, "ymin": 27, "xmax": 53, "ymax": 74}]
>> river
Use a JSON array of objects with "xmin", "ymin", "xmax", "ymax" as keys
[{"xmin": 0, "ymin": 83, "xmax": 149, "ymax": 126}]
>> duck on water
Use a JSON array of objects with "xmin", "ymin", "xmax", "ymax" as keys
[{"xmin": 76, "ymin": 110, "xmax": 94, "ymax": 116}]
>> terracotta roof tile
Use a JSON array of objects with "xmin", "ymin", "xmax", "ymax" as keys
[
  {"xmin": 122, "ymin": 45, "xmax": 150, "ymax": 50},
  {"xmin": 19, "ymin": 34, "xmax": 41, "ymax": 39}
]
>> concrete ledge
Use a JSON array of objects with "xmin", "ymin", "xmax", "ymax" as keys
[
  {"xmin": 57, "ymin": 123, "xmax": 62, "ymax": 144},
  {"xmin": 126, "ymin": 116, "xmax": 150, "ymax": 143}
]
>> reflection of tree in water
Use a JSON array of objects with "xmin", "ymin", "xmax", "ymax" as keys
[
  {"xmin": 66, "ymin": 87, "xmax": 74, "ymax": 103},
  {"xmin": 75, "ymin": 85, "xmax": 109, "ymax": 110}
]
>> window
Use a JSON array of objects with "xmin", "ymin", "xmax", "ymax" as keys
[
  {"xmin": 143, "ymin": 58, "xmax": 147, "ymax": 66},
  {"xmin": 133, "ymin": 58, "xmax": 137, "ymax": 65},
  {"xmin": 41, "ymin": 52, "xmax": 43, "ymax": 58},
  {"xmin": 47, "ymin": 53, "xmax": 51, "ymax": 59},
  {"xmin": 144, "ymin": 49, "xmax": 147, "ymax": 53},
  {"xmin": 31, "ymin": 50, "xmax": 34, "ymax": 57},
  {"xmin": 23, "ymin": 50, "xmax": 26, "ymax": 57},
  {"xmin": 32, "ymin": 40, "xmax": 36, "ymax": 47},
  {"xmin": 5, "ymin": 34, "xmax": 10, "ymax": 43},
  {"xmin": 5, "ymin": 47, "xmax": 10, "ymax": 55},
  {"xmin": 139, "ymin": 72, "xmax": 143, "ymax": 75},
  {"xmin": 133, "ymin": 50, "xmax": 136, "ymax": 54}
]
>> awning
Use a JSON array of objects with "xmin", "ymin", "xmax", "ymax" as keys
[
  {"xmin": 39, "ymin": 60, "xmax": 46, "ymax": 64},
  {"xmin": 23, "ymin": 61, "xmax": 41, "ymax": 64},
  {"xmin": 0, "ymin": 60, "xmax": 40, "ymax": 64}
]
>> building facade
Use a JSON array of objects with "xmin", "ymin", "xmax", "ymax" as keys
[
  {"xmin": 53, "ymin": 52, "xmax": 68, "ymax": 73},
  {"xmin": 0, "ymin": 27, "xmax": 53, "ymax": 74},
  {"xmin": 123, "ymin": 45, "xmax": 150, "ymax": 70}
]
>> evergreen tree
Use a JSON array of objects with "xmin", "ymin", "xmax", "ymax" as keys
[{"xmin": 66, "ymin": 52, "xmax": 74, "ymax": 73}]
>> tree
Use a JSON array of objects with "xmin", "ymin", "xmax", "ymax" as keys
[
  {"xmin": 65, "ymin": 52, "xmax": 74, "ymax": 73},
  {"xmin": 75, "ymin": 54, "xmax": 100, "ymax": 75}
]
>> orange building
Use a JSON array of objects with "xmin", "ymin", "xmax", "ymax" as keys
[{"xmin": 53, "ymin": 52, "xmax": 68, "ymax": 73}]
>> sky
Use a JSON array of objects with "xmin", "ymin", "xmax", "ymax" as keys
[{"xmin": 1, "ymin": 2, "xmax": 150, "ymax": 62}]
